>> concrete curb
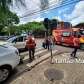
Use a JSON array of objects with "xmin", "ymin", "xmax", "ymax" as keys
[{"xmin": 26, "ymin": 50, "xmax": 58, "ymax": 69}]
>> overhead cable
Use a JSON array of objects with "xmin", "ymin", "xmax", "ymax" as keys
[{"xmin": 20, "ymin": 0, "xmax": 81, "ymax": 18}]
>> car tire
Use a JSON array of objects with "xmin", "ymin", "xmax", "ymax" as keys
[{"xmin": 0, "ymin": 66, "xmax": 11, "ymax": 83}]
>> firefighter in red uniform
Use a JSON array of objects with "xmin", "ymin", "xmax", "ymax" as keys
[
  {"xmin": 71, "ymin": 34, "xmax": 80, "ymax": 58},
  {"xmin": 26, "ymin": 35, "xmax": 36, "ymax": 62}
]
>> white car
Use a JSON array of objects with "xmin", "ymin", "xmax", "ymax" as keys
[
  {"xmin": 7, "ymin": 36, "xmax": 27, "ymax": 50},
  {"xmin": 0, "ymin": 41, "xmax": 20, "ymax": 83}
]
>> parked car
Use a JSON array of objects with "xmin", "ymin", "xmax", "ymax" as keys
[
  {"xmin": 0, "ymin": 41, "xmax": 20, "ymax": 83},
  {"xmin": 0, "ymin": 36, "xmax": 9, "ymax": 41},
  {"xmin": 7, "ymin": 36, "xmax": 28, "ymax": 50}
]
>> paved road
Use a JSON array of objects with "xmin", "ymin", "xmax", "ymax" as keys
[{"xmin": 4, "ymin": 39, "xmax": 83, "ymax": 84}]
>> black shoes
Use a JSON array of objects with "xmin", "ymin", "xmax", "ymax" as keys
[
  {"xmin": 28, "ymin": 59, "xmax": 32, "ymax": 63},
  {"xmin": 74, "ymin": 56, "xmax": 78, "ymax": 58},
  {"xmin": 70, "ymin": 54, "xmax": 78, "ymax": 58}
]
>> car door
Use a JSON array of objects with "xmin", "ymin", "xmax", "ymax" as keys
[{"xmin": 13, "ymin": 36, "xmax": 24, "ymax": 49}]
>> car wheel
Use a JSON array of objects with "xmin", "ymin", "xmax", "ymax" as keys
[{"xmin": 0, "ymin": 67, "xmax": 10, "ymax": 83}]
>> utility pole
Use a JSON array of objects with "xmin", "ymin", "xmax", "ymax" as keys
[{"xmin": 50, "ymin": 37, "xmax": 54, "ymax": 64}]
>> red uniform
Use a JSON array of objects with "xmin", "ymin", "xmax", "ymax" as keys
[
  {"xmin": 26, "ymin": 36, "xmax": 36, "ymax": 62},
  {"xmin": 26, "ymin": 37, "xmax": 36, "ymax": 49},
  {"xmin": 73, "ymin": 37, "xmax": 79, "ymax": 47},
  {"xmin": 71, "ymin": 37, "xmax": 80, "ymax": 58}
]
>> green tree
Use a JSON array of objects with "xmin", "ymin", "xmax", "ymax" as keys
[
  {"xmin": 50, "ymin": 19, "xmax": 58, "ymax": 29},
  {"xmin": 0, "ymin": 9, "xmax": 19, "ymax": 35},
  {"xmin": 0, "ymin": 0, "xmax": 26, "ymax": 11},
  {"xmin": 0, "ymin": 0, "xmax": 25, "ymax": 35},
  {"xmin": 49, "ymin": 19, "xmax": 58, "ymax": 35},
  {"xmin": 14, "ymin": 21, "xmax": 46, "ymax": 36}
]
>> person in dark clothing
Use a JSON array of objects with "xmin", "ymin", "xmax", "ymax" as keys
[
  {"xmin": 71, "ymin": 34, "xmax": 80, "ymax": 58},
  {"xmin": 29, "ymin": 48, "xmax": 35, "ymax": 60},
  {"xmin": 42, "ymin": 38, "xmax": 47, "ymax": 49},
  {"xmin": 45, "ymin": 37, "xmax": 50, "ymax": 50}
]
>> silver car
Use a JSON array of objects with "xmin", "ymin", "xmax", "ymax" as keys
[
  {"xmin": 7, "ymin": 36, "xmax": 27, "ymax": 50},
  {"xmin": 0, "ymin": 41, "xmax": 20, "ymax": 83}
]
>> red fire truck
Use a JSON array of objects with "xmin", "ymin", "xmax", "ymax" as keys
[{"xmin": 52, "ymin": 28, "xmax": 84, "ymax": 49}]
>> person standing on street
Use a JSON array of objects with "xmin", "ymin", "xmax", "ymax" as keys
[
  {"xmin": 45, "ymin": 37, "xmax": 51, "ymax": 50},
  {"xmin": 26, "ymin": 34, "xmax": 36, "ymax": 62},
  {"xmin": 71, "ymin": 34, "xmax": 80, "ymax": 58}
]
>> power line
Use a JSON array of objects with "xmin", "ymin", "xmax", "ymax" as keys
[
  {"xmin": 20, "ymin": 0, "xmax": 81, "ymax": 18},
  {"xmin": 20, "ymin": 0, "xmax": 78, "ymax": 18},
  {"xmin": 21, "ymin": 0, "xmax": 62, "ymax": 17},
  {"xmin": 20, "ymin": 0, "xmax": 69, "ymax": 17},
  {"xmin": 22, "ymin": 0, "xmax": 77, "ymax": 15}
]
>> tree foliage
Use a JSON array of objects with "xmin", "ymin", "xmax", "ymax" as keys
[
  {"xmin": 43, "ymin": 18, "xmax": 58, "ymax": 36},
  {"xmin": 0, "ymin": 0, "xmax": 12, "ymax": 11},
  {"xmin": 50, "ymin": 19, "xmax": 58, "ymax": 29},
  {"xmin": 0, "ymin": 0, "xmax": 20, "ymax": 35},
  {"xmin": 16, "ymin": 22, "xmax": 45, "ymax": 33},
  {"xmin": 1, "ymin": 21, "xmax": 45, "ymax": 35}
]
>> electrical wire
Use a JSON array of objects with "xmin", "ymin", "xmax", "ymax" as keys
[
  {"xmin": 20, "ymin": 0, "xmax": 82, "ymax": 18},
  {"xmin": 21, "ymin": 0, "xmax": 76, "ymax": 17},
  {"xmin": 20, "ymin": 0, "xmax": 67, "ymax": 17},
  {"xmin": 26, "ymin": 0, "xmax": 78, "ymax": 13}
]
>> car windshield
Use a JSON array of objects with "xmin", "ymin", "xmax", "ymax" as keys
[
  {"xmin": 62, "ymin": 32, "xmax": 70, "ymax": 37},
  {"xmin": 0, "ymin": 36, "xmax": 9, "ymax": 41}
]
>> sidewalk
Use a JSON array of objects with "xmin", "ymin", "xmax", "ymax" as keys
[
  {"xmin": 52, "ymin": 51, "xmax": 84, "ymax": 64},
  {"xmin": 9, "ymin": 51, "xmax": 84, "ymax": 84}
]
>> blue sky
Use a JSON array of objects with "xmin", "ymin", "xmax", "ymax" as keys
[
  {"xmin": 11, "ymin": 0, "xmax": 84, "ymax": 26},
  {"xmin": 38, "ymin": 0, "xmax": 83, "ymax": 25},
  {"xmin": 40, "ymin": 0, "xmax": 76, "ymax": 19}
]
